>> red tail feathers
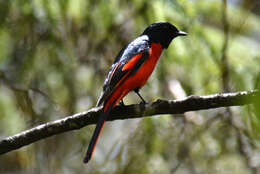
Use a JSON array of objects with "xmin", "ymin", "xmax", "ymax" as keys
[{"xmin": 83, "ymin": 101, "xmax": 115, "ymax": 163}]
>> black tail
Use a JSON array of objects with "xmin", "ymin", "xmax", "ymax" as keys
[{"xmin": 83, "ymin": 101, "xmax": 114, "ymax": 163}]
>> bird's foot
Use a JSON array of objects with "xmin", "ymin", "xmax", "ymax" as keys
[
  {"xmin": 140, "ymin": 100, "xmax": 147, "ymax": 105},
  {"xmin": 119, "ymin": 99, "xmax": 125, "ymax": 106}
]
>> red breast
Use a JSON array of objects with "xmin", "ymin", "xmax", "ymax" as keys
[{"xmin": 104, "ymin": 43, "xmax": 162, "ymax": 110}]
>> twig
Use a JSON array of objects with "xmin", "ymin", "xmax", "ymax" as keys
[
  {"xmin": 0, "ymin": 90, "xmax": 258, "ymax": 155},
  {"xmin": 221, "ymin": 0, "xmax": 230, "ymax": 92}
]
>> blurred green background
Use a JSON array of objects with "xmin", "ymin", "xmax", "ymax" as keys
[{"xmin": 0, "ymin": 0, "xmax": 260, "ymax": 173}]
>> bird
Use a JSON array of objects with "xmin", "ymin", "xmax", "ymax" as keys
[{"xmin": 83, "ymin": 22, "xmax": 187, "ymax": 163}]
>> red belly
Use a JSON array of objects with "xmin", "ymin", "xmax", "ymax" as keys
[{"xmin": 104, "ymin": 43, "xmax": 162, "ymax": 110}]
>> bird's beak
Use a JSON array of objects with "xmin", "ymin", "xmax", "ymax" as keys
[{"xmin": 177, "ymin": 30, "xmax": 187, "ymax": 36}]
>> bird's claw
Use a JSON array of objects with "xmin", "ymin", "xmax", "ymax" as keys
[
  {"xmin": 140, "ymin": 99, "xmax": 147, "ymax": 105},
  {"xmin": 119, "ymin": 100, "xmax": 125, "ymax": 106}
]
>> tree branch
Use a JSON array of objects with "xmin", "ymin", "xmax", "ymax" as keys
[{"xmin": 0, "ymin": 90, "xmax": 258, "ymax": 155}]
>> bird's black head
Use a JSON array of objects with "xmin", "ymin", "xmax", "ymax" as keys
[{"xmin": 142, "ymin": 22, "xmax": 187, "ymax": 49}]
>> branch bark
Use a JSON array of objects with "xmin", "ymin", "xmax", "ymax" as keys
[{"xmin": 0, "ymin": 90, "xmax": 258, "ymax": 155}]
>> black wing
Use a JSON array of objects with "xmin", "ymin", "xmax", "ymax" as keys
[{"xmin": 96, "ymin": 35, "xmax": 150, "ymax": 106}]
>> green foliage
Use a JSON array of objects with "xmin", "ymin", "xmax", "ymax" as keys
[{"xmin": 0, "ymin": 0, "xmax": 259, "ymax": 173}]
